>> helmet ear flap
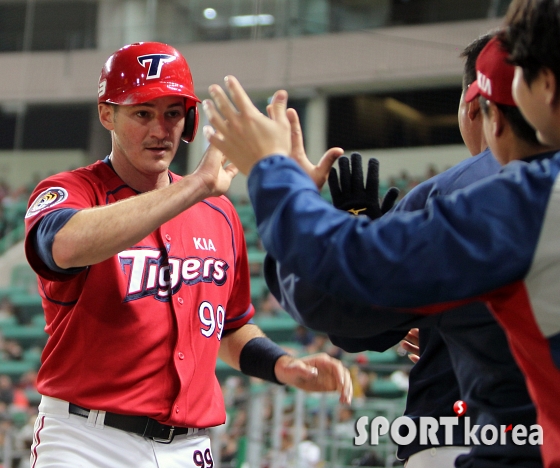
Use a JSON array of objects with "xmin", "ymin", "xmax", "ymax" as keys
[{"xmin": 182, "ymin": 105, "xmax": 199, "ymax": 143}]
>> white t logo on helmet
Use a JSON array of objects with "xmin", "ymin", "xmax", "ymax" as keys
[{"xmin": 137, "ymin": 54, "xmax": 176, "ymax": 79}]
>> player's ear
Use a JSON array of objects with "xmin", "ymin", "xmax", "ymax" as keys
[
  {"xmin": 489, "ymin": 101, "xmax": 505, "ymax": 137},
  {"xmin": 467, "ymin": 98, "xmax": 481, "ymax": 122},
  {"xmin": 98, "ymin": 103, "xmax": 116, "ymax": 131},
  {"xmin": 540, "ymin": 67, "xmax": 558, "ymax": 106}
]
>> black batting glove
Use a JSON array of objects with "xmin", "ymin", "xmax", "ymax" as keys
[{"xmin": 328, "ymin": 152, "xmax": 400, "ymax": 220}]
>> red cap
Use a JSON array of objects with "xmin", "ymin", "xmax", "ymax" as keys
[{"xmin": 464, "ymin": 37, "xmax": 516, "ymax": 106}]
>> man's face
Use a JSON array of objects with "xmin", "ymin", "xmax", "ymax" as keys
[
  {"xmin": 106, "ymin": 96, "xmax": 186, "ymax": 177},
  {"xmin": 512, "ymin": 66, "xmax": 560, "ymax": 147}
]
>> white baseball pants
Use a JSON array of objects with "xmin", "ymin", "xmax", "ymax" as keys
[{"xmin": 30, "ymin": 396, "xmax": 214, "ymax": 468}]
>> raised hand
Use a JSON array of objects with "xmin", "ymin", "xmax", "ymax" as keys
[
  {"xmin": 191, "ymin": 143, "xmax": 238, "ymax": 197},
  {"xmin": 328, "ymin": 152, "xmax": 399, "ymax": 220},
  {"xmin": 282, "ymin": 107, "xmax": 343, "ymax": 190},
  {"xmin": 203, "ymin": 76, "xmax": 291, "ymax": 175}
]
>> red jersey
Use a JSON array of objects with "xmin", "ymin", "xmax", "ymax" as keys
[{"xmin": 24, "ymin": 160, "xmax": 254, "ymax": 428}]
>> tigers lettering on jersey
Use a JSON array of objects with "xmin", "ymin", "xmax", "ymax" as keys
[
  {"xmin": 25, "ymin": 187, "xmax": 68, "ymax": 218},
  {"xmin": 118, "ymin": 248, "xmax": 229, "ymax": 302}
]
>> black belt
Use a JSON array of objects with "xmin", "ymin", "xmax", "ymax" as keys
[{"xmin": 68, "ymin": 403, "xmax": 199, "ymax": 444}]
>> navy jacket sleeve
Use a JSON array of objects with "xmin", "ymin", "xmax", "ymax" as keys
[
  {"xmin": 249, "ymin": 155, "xmax": 553, "ymax": 309},
  {"xmin": 263, "ymin": 254, "xmax": 434, "ymax": 339},
  {"xmin": 327, "ymin": 149, "xmax": 502, "ymax": 350}
]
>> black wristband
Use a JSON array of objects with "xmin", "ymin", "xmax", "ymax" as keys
[{"xmin": 239, "ymin": 337, "xmax": 289, "ymax": 384}]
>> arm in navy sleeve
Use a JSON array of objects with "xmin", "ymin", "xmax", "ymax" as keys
[
  {"xmin": 329, "ymin": 332, "xmax": 409, "ymax": 353},
  {"xmin": 249, "ymin": 156, "xmax": 550, "ymax": 309},
  {"xmin": 264, "ymin": 254, "xmax": 435, "ymax": 340},
  {"xmin": 328, "ymin": 150, "xmax": 502, "ymax": 351},
  {"xmin": 33, "ymin": 208, "xmax": 86, "ymax": 275}
]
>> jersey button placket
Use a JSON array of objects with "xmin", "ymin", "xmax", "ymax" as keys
[
  {"xmin": 177, "ymin": 297, "xmax": 183, "ymax": 305},
  {"xmin": 177, "ymin": 352, "xmax": 184, "ymax": 360}
]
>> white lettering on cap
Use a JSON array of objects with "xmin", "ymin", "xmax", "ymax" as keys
[{"xmin": 477, "ymin": 71, "xmax": 492, "ymax": 97}]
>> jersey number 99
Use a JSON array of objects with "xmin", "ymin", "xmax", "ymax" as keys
[{"xmin": 198, "ymin": 301, "xmax": 225, "ymax": 340}]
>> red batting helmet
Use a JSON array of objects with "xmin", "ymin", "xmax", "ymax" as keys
[{"xmin": 98, "ymin": 42, "xmax": 200, "ymax": 143}]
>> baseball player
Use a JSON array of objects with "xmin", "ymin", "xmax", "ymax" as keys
[
  {"xmin": 24, "ymin": 42, "xmax": 351, "ymax": 468},
  {"xmin": 202, "ymin": 66, "xmax": 560, "ymax": 467}
]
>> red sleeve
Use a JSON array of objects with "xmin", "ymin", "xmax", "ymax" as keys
[{"xmin": 24, "ymin": 170, "xmax": 99, "ymax": 280}]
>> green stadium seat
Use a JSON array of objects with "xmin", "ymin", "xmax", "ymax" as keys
[
  {"xmin": 359, "ymin": 349, "xmax": 398, "ymax": 364},
  {"xmin": 23, "ymin": 348, "xmax": 42, "ymax": 366},
  {"xmin": 0, "ymin": 360, "xmax": 37, "ymax": 380},
  {"xmin": 253, "ymin": 312, "xmax": 298, "ymax": 342},
  {"xmin": 10, "ymin": 264, "xmax": 38, "ymax": 293},
  {"xmin": 0, "ymin": 229, "xmax": 20, "ymax": 254},
  {"xmin": 244, "ymin": 229, "xmax": 260, "ymax": 248},
  {"xmin": 247, "ymin": 249, "xmax": 266, "ymax": 265},
  {"xmin": 31, "ymin": 314, "xmax": 46, "ymax": 328},
  {"xmin": 250, "ymin": 276, "xmax": 268, "ymax": 303},
  {"xmin": 215, "ymin": 358, "xmax": 244, "ymax": 381},
  {"xmin": 11, "ymin": 410, "xmax": 31, "ymax": 428},
  {"xmin": 235, "ymin": 204, "xmax": 256, "ymax": 228},
  {"xmin": 1, "ymin": 323, "xmax": 48, "ymax": 348},
  {"xmin": 11, "ymin": 292, "xmax": 43, "ymax": 324},
  {"xmin": 369, "ymin": 378, "xmax": 406, "ymax": 398},
  {"xmin": 24, "ymin": 388, "xmax": 42, "ymax": 406},
  {"xmin": 0, "ymin": 315, "xmax": 17, "ymax": 328},
  {"xmin": 3, "ymin": 199, "xmax": 28, "ymax": 226}
]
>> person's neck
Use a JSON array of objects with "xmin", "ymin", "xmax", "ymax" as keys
[
  {"xmin": 501, "ymin": 141, "xmax": 552, "ymax": 164},
  {"xmin": 108, "ymin": 154, "xmax": 171, "ymax": 193}
]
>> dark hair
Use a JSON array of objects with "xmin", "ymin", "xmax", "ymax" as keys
[
  {"xmin": 460, "ymin": 32, "xmax": 495, "ymax": 90},
  {"xmin": 479, "ymin": 96, "xmax": 540, "ymax": 145},
  {"xmin": 501, "ymin": 0, "xmax": 560, "ymax": 94}
]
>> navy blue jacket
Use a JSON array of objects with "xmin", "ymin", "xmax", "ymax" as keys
[{"xmin": 263, "ymin": 149, "xmax": 542, "ymax": 467}]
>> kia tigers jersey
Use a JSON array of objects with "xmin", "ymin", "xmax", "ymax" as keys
[
  {"xmin": 24, "ymin": 159, "xmax": 254, "ymax": 428},
  {"xmin": 250, "ymin": 152, "xmax": 560, "ymax": 467}
]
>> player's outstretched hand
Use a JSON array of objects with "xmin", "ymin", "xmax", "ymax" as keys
[
  {"xmin": 274, "ymin": 353, "xmax": 353, "ymax": 404},
  {"xmin": 400, "ymin": 328, "xmax": 420, "ymax": 364},
  {"xmin": 191, "ymin": 143, "xmax": 238, "ymax": 198},
  {"xmin": 280, "ymin": 107, "xmax": 343, "ymax": 190},
  {"xmin": 328, "ymin": 152, "xmax": 399, "ymax": 219},
  {"xmin": 203, "ymin": 76, "xmax": 291, "ymax": 175}
]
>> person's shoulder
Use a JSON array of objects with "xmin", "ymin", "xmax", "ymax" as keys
[
  {"xmin": 404, "ymin": 154, "xmax": 484, "ymax": 195},
  {"xmin": 44, "ymin": 159, "xmax": 114, "ymax": 183},
  {"xmin": 462, "ymin": 148, "xmax": 500, "ymax": 169},
  {"xmin": 395, "ymin": 150, "xmax": 500, "ymax": 210},
  {"xmin": 437, "ymin": 149, "xmax": 499, "ymax": 179},
  {"xmin": 84, "ymin": 159, "xmax": 125, "ymax": 182},
  {"xmin": 503, "ymin": 149, "xmax": 560, "ymax": 182},
  {"xmin": 202, "ymin": 195, "xmax": 237, "ymax": 215},
  {"xmin": 442, "ymin": 149, "xmax": 501, "ymax": 189}
]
